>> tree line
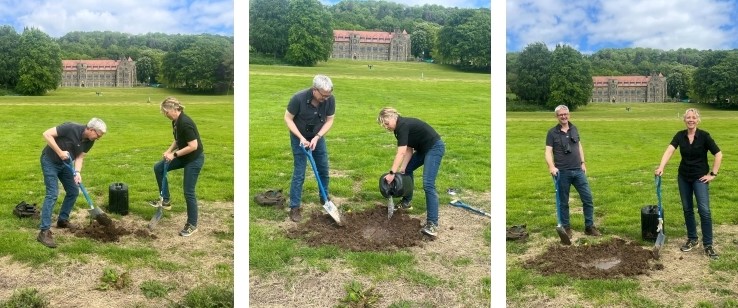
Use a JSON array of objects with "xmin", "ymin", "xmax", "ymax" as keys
[
  {"xmin": 508, "ymin": 42, "xmax": 738, "ymax": 109},
  {"xmin": 0, "ymin": 26, "xmax": 234, "ymax": 95},
  {"xmin": 249, "ymin": 0, "xmax": 490, "ymax": 71}
]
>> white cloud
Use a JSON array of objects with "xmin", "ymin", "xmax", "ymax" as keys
[
  {"xmin": 507, "ymin": 0, "xmax": 738, "ymax": 52},
  {"xmin": 2, "ymin": 0, "xmax": 233, "ymax": 37}
]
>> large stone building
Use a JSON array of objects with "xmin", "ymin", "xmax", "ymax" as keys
[
  {"xmin": 591, "ymin": 73, "xmax": 667, "ymax": 103},
  {"xmin": 331, "ymin": 29, "xmax": 411, "ymax": 61},
  {"xmin": 61, "ymin": 58, "xmax": 137, "ymax": 87}
]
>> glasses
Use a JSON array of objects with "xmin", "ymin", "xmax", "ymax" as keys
[
  {"xmin": 314, "ymin": 88, "xmax": 332, "ymax": 99},
  {"xmin": 557, "ymin": 113, "xmax": 569, "ymax": 117},
  {"xmin": 93, "ymin": 130, "xmax": 103, "ymax": 139}
]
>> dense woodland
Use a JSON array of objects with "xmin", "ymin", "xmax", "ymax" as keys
[
  {"xmin": 508, "ymin": 42, "xmax": 738, "ymax": 108},
  {"xmin": 249, "ymin": 0, "xmax": 491, "ymax": 71},
  {"xmin": 0, "ymin": 25, "xmax": 234, "ymax": 95}
]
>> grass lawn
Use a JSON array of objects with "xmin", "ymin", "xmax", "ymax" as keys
[
  {"xmin": 249, "ymin": 59, "xmax": 491, "ymax": 306},
  {"xmin": 507, "ymin": 102, "xmax": 738, "ymax": 307},
  {"xmin": 0, "ymin": 87, "xmax": 233, "ymax": 307}
]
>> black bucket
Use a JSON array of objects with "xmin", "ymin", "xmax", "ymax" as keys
[
  {"xmin": 109, "ymin": 182, "xmax": 129, "ymax": 215},
  {"xmin": 641, "ymin": 205, "xmax": 661, "ymax": 241},
  {"xmin": 379, "ymin": 173, "xmax": 413, "ymax": 198}
]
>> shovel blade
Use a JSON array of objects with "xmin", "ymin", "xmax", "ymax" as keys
[
  {"xmin": 88, "ymin": 207, "xmax": 105, "ymax": 218},
  {"xmin": 655, "ymin": 231, "xmax": 665, "ymax": 247},
  {"xmin": 323, "ymin": 200, "xmax": 345, "ymax": 226},
  {"xmin": 148, "ymin": 207, "xmax": 164, "ymax": 230},
  {"xmin": 556, "ymin": 226, "xmax": 572, "ymax": 245}
]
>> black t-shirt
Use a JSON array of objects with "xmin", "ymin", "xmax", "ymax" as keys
[
  {"xmin": 286, "ymin": 88, "xmax": 336, "ymax": 139},
  {"xmin": 393, "ymin": 116, "xmax": 440, "ymax": 154},
  {"xmin": 545, "ymin": 122, "xmax": 582, "ymax": 170},
  {"xmin": 42, "ymin": 122, "xmax": 94, "ymax": 164},
  {"xmin": 669, "ymin": 128, "xmax": 720, "ymax": 181},
  {"xmin": 173, "ymin": 112, "xmax": 204, "ymax": 162}
]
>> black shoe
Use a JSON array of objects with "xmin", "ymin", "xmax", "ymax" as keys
[
  {"xmin": 289, "ymin": 207, "xmax": 302, "ymax": 222},
  {"xmin": 37, "ymin": 230, "xmax": 57, "ymax": 248},
  {"xmin": 680, "ymin": 239, "xmax": 699, "ymax": 252},
  {"xmin": 585, "ymin": 225, "xmax": 601, "ymax": 236},
  {"xmin": 149, "ymin": 199, "xmax": 172, "ymax": 210},
  {"xmin": 399, "ymin": 200, "xmax": 412, "ymax": 210},
  {"xmin": 56, "ymin": 219, "xmax": 78, "ymax": 229},
  {"xmin": 704, "ymin": 245, "xmax": 719, "ymax": 260}
]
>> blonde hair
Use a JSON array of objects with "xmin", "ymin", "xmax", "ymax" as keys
[
  {"xmin": 683, "ymin": 108, "xmax": 701, "ymax": 123},
  {"xmin": 377, "ymin": 107, "xmax": 400, "ymax": 125},
  {"xmin": 161, "ymin": 97, "xmax": 185, "ymax": 113}
]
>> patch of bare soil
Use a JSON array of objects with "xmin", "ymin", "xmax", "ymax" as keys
[
  {"xmin": 287, "ymin": 204, "xmax": 429, "ymax": 251},
  {"xmin": 72, "ymin": 218, "xmax": 157, "ymax": 242},
  {"xmin": 524, "ymin": 238, "xmax": 659, "ymax": 279}
]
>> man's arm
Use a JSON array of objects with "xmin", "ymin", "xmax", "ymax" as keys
[
  {"xmin": 284, "ymin": 110, "xmax": 308, "ymax": 146},
  {"xmin": 578, "ymin": 141, "xmax": 586, "ymax": 172},
  {"xmin": 545, "ymin": 145, "xmax": 558, "ymax": 176},
  {"xmin": 42, "ymin": 127, "xmax": 70, "ymax": 160}
]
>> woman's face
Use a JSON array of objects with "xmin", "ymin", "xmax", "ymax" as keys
[
  {"xmin": 684, "ymin": 111, "xmax": 699, "ymax": 129},
  {"xmin": 381, "ymin": 117, "xmax": 396, "ymax": 131}
]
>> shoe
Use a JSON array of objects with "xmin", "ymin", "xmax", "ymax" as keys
[
  {"xmin": 585, "ymin": 226, "xmax": 601, "ymax": 236},
  {"xmin": 289, "ymin": 207, "xmax": 302, "ymax": 222},
  {"xmin": 399, "ymin": 200, "xmax": 412, "ymax": 210},
  {"xmin": 564, "ymin": 227, "xmax": 573, "ymax": 239},
  {"xmin": 149, "ymin": 199, "xmax": 172, "ymax": 210},
  {"xmin": 421, "ymin": 222, "xmax": 438, "ymax": 237},
  {"xmin": 56, "ymin": 219, "xmax": 77, "ymax": 229},
  {"xmin": 680, "ymin": 239, "xmax": 699, "ymax": 252},
  {"xmin": 179, "ymin": 223, "xmax": 198, "ymax": 237},
  {"xmin": 37, "ymin": 230, "xmax": 57, "ymax": 248},
  {"xmin": 704, "ymin": 245, "xmax": 719, "ymax": 260}
]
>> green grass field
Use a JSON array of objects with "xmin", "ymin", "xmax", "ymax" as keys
[
  {"xmin": 0, "ymin": 87, "xmax": 233, "ymax": 305},
  {"xmin": 249, "ymin": 59, "xmax": 491, "ymax": 306},
  {"xmin": 507, "ymin": 102, "xmax": 738, "ymax": 306}
]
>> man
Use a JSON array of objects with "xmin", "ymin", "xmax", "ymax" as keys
[
  {"xmin": 544, "ymin": 105, "xmax": 601, "ymax": 238},
  {"xmin": 38, "ymin": 118, "xmax": 107, "ymax": 248},
  {"xmin": 284, "ymin": 75, "xmax": 336, "ymax": 222}
]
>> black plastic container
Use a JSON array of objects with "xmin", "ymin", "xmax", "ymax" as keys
[
  {"xmin": 641, "ymin": 205, "xmax": 661, "ymax": 241},
  {"xmin": 109, "ymin": 182, "xmax": 129, "ymax": 215}
]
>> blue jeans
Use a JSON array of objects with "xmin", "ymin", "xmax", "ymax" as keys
[
  {"xmin": 677, "ymin": 176, "xmax": 713, "ymax": 246},
  {"xmin": 556, "ymin": 169, "xmax": 595, "ymax": 228},
  {"xmin": 39, "ymin": 154, "xmax": 79, "ymax": 230},
  {"xmin": 401, "ymin": 139, "xmax": 445, "ymax": 226},
  {"xmin": 154, "ymin": 153, "xmax": 205, "ymax": 227},
  {"xmin": 289, "ymin": 134, "xmax": 329, "ymax": 208}
]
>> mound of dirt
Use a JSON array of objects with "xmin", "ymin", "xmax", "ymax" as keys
[
  {"xmin": 524, "ymin": 238, "xmax": 661, "ymax": 279},
  {"xmin": 287, "ymin": 205, "xmax": 430, "ymax": 251},
  {"xmin": 73, "ymin": 220, "xmax": 157, "ymax": 242}
]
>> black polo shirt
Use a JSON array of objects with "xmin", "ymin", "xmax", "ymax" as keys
[
  {"xmin": 172, "ymin": 112, "xmax": 204, "ymax": 163},
  {"xmin": 545, "ymin": 122, "xmax": 582, "ymax": 170},
  {"xmin": 393, "ymin": 116, "xmax": 440, "ymax": 155},
  {"xmin": 287, "ymin": 88, "xmax": 336, "ymax": 139},
  {"xmin": 42, "ymin": 122, "xmax": 94, "ymax": 164},
  {"xmin": 670, "ymin": 128, "xmax": 720, "ymax": 182}
]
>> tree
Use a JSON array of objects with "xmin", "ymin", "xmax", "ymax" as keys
[
  {"xmin": 548, "ymin": 44, "xmax": 593, "ymax": 110},
  {"xmin": 161, "ymin": 35, "xmax": 233, "ymax": 89},
  {"xmin": 511, "ymin": 42, "xmax": 552, "ymax": 106},
  {"xmin": 0, "ymin": 25, "xmax": 21, "ymax": 89},
  {"xmin": 136, "ymin": 56, "xmax": 156, "ymax": 84},
  {"xmin": 285, "ymin": 0, "xmax": 333, "ymax": 66},
  {"xmin": 249, "ymin": 0, "xmax": 290, "ymax": 58},
  {"xmin": 16, "ymin": 27, "xmax": 62, "ymax": 96},
  {"xmin": 410, "ymin": 21, "xmax": 440, "ymax": 59},
  {"xmin": 436, "ymin": 9, "xmax": 490, "ymax": 70}
]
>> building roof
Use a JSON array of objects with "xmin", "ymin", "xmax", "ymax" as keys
[
  {"xmin": 333, "ymin": 30, "xmax": 402, "ymax": 44},
  {"xmin": 592, "ymin": 76, "xmax": 652, "ymax": 87},
  {"xmin": 62, "ymin": 59, "xmax": 121, "ymax": 71}
]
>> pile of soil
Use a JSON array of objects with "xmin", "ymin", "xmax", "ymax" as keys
[
  {"xmin": 288, "ymin": 205, "xmax": 429, "ymax": 251},
  {"xmin": 524, "ymin": 238, "xmax": 661, "ymax": 279},
  {"xmin": 73, "ymin": 219, "xmax": 157, "ymax": 242}
]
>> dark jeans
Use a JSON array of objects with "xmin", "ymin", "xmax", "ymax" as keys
[
  {"xmin": 556, "ymin": 169, "xmax": 595, "ymax": 228},
  {"xmin": 39, "ymin": 154, "xmax": 79, "ymax": 230},
  {"xmin": 154, "ymin": 153, "xmax": 205, "ymax": 227},
  {"xmin": 677, "ymin": 175, "xmax": 713, "ymax": 246},
  {"xmin": 289, "ymin": 134, "xmax": 329, "ymax": 208},
  {"xmin": 401, "ymin": 139, "xmax": 445, "ymax": 226}
]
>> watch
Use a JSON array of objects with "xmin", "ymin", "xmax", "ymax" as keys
[
  {"xmin": 710, "ymin": 171, "xmax": 717, "ymax": 176},
  {"xmin": 389, "ymin": 170, "xmax": 394, "ymax": 175},
  {"xmin": 173, "ymin": 151, "xmax": 179, "ymax": 158}
]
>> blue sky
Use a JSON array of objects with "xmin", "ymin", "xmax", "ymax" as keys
[
  {"xmin": 0, "ymin": 0, "xmax": 233, "ymax": 37},
  {"xmin": 321, "ymin": 0, "xmax": 490, "ymax": 9},
  {"xmin": 507, "ymin": 0, "xmax": 738, "ymax": 53}
]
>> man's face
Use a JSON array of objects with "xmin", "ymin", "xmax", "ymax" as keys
[
  {"xmin": 313, "ymin": 88, "xmax": 332, "ymax": 103},
  {"xmin": 556, "ymin": 110, "xmax": 569, "ymax": 124}
]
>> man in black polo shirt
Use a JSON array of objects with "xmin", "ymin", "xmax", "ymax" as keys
[
  {"xmin": 545, "ymin": 104, "xmax": 601, "ymax": 238},
  {"xmin": 284, "ymin": 75, "xmax": 336, "ymax": 222},
  {"xmin": 38, "ymin": 118, "xmax": 107, "ymax": 248}
]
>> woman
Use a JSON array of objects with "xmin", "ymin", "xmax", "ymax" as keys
[
  {"xmin": 153, "ymin": 97, "xmax": 205, "ymax": 237},
  {"xmin": 655, "ymin": 108, "xmax": 722, "ymax": 260},
  {"xmin": 377, "ymin": 107, "xmax": 445, "ymax": 237}
]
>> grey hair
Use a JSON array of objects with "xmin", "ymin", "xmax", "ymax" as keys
[
  {"xmin": 87, "ymin": 117, "xmax": 107, "ymax": 134},
  {"xmin": 684, "ymin": 108, "xmax": 701, "ymax": 123},
  {"xmin": 313, "ymin": 75, "xmax": 333, "ymax": 91},
  {"xmin": 554, "ymin": 105, "xmax": 569, "ymax": 115},
  {"xmin": 377, "ymin": 107, "xmax": 400, "ymax": 125},
  {"xmin": 161, "ymin": 97, "xmax": 185, "ymax": 113}
]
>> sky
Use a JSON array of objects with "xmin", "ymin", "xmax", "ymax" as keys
[
  {"xmin": 507, "ymin": 0, "xmax": 738, "ymax": 53},
  {"xmin": 0, "ymin": 0, "xmax": 234, "ymax": 37}
]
